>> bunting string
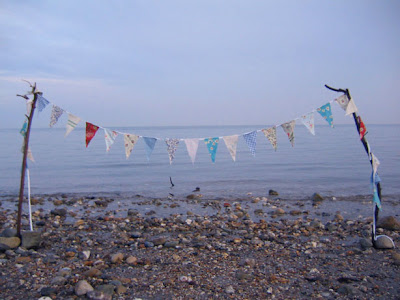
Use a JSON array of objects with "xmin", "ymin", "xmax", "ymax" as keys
[{"xmin": 20, "ymin": 91, "xmax": 368, "ymax": 166}]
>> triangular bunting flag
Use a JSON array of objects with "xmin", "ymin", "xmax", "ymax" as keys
[
  {"xmin": 261, "ymin": 127, "xmax": 277, "ymax": 151},
  {"xmin": 317, "ymin": 103, "xmax": 334, "ymax": 127},
  {"xmin": 243, "ymin": 131, "xmax": 257, "ymax": 157},
  {"xmin": 65, "ymin": 114, "xmax": 81, "ymax": 137},
  {"xmin": 20, "ymin": 118, "xmax": 28, "ymax": 137},
  {"xmin": 281, "ymin": 121, "xmax": 295, "ymax": 147},
  {"xmin": 104, "ymin": 128, "xmax": 118, "ymax": 152},
  {"xmin": 184, "ymin": 138, "xmax": 199, "ymax": 164},
  {"xmin": 27, "ymin": 147, "xmax": 35, "ymax": 162},
  {"xmin": 143, "ymin": 137, "xmax": 157, "ymax": 161},
  {"xmin": 204, "ymin": 137, "xmax": 219, "ymax": 163},
  {"xmin": 26, "ymin": 100, "xmax": 33, "ymax": 115},
  {"xmin": 373, "ymin": 189, "xmax": 382, "ymax": 209},
  {"xmin": 37, "ymin": 94, "xmax": 50, "ymax": 112},
  {"xmin": 85, "ymin": 122, "xmax": 99, "ymax": 147},
  {"xmin": 165, "ymin": 138, "xmax": 180, "ymax": 165},
  {"xmin": 124, "ymin": 134, "xmax": 139, "ymax": 159},
  {"xmin": 301, "ymin": 113, "xmax": 315, "ymax": 135},
  {"xmin": 335, "ymin": 94, "xmax": 349, "ymax": 111},
  {"xmin": 371, "ymin": 153, "xmax": 380, "ymax": 176},
  {"xmin": 49, "ymin": 105, "xmax": 64, "ymax": 127},
  {"xmin": 345, "ymin": 97, "xmax": 358, "ymax": 116},
  {"xmin": 223, "ymin": 135, "xmax": 239, "ymax": 161},
  {"xmin": 358, "ymin": 116, "xmax": 367, "ymax": 139}
]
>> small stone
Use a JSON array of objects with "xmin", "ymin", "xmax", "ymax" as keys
[
  {"xmin": 84, "ymin": 267, "xmax": 102, "ymax": 278},
  {"xmin": 274, "ymin": 208, "xmax": 285, "ymax": 215},
  {"xmin": 151, "ymin": 237, "xmax": 166, "ymax": 246},
  {"xmin": 0, "ymin": 228, "xmax": 17, "ymax": 237},
  {"xmin": 392, "ymin": 252, "xmax": 400, "ymax": 266},
  {"xmin": 225, "ymin": 285, "xmax": 235, "ymax": 294},
  {"xmin": 337, "ymin": 284, "xmax": 356, "ymax": 295},
  {"xmin": 126, "ymin": 256, "xmax": 138, "ymax": 265},
  {"xmin": 21, "ymin": 231, "xmax": 41, "ymax": 249},
  {"xmin": 75, "ymin": 280, "xmax": 94, "ymax": 296},
  {"xmin": 74, "ymin": 219, "xmax": 85, "ymax": 226},
  {"xmin": 80, "ymin": 250, "xmax": 91, "ymax": 260},
  {"xmin": 53, "ymin": 199, "xmax": 63, "ymax": 206},
  {"xmin": 57, "ymin": 267, "xmax": 72, "ymax": 277},
  {"xmin": 15, "ymin": 256, "xmax": 32, "ymax": 263},
  {"xmin": 131, "ymin": 231, "xmax": 142, "ymax": 238},
  {"xmin": 40, "ymin": 287, "xmax": 57, "ymax": 297},
  {"xmin": 51, "ymin": 208, "xmax": 67, "ymax": 216},
  {"xmin": 110, "ymin": 252, "xmax": 124, "ymax": 263},
  {"xmin": 0, "ymin": 243, "xmax": 10, "ymax": 252},
  {"xmin": 38, "ymin": 297, "xmax": 52, "ymax": 300},
  {"xmin": 312, "ymin": 193, "xmax": 324, "ymax": 202},
  {"xmin": 51, "ymin": 276, "xmax": 67, "ymax": 285},
  {"xmin": 269, "ymin": 189, "xmax": 279, "ymax": 196},
  {"xmin": 0, "ymin": 237, "xmax": 21, "ymax": 249},
  {"xmin": 374, "ymin": 235, "xmax": 395, "ymax": 249},
  {"xmin": 359, "ymin": 238, "xmax": 373, "ymax": 250},
  {"xmin": 377, "ymin": 216, "xmax": 400, "ymax": 231},
  {"xmin": 164, "ymin": 240, "xmax": 179, "ymax": 248},
  {"xmin": 290, "ymin": 210, "xmax": 302, "ymax": 216},
  {"xmin": 116, "ymin": 285, "xmax": 127, "ymax": 294}
]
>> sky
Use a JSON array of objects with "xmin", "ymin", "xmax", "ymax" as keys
[{"xmin": 1, "ymin": 0, "xmax": 400, "ymax": 129}]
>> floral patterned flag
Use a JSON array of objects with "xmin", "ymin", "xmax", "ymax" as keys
[
  {"xmin": 65, "ymin": 113, "xmax": 81, "ymax": 137},
  {"xmin": 335, "ymin": 94, "xmax": 349, "ymax": 111},
  {"xmin": 243, "ymin": 131, "xmax": 257, "ymax": 157},
  {"xmin": 49, "ymin": 105, "xmax": 64, "ymax": 127},
  {"xmin": 204, "ymin": 137, "xmax": 219, "ymax": 163},
  {"xmin": 261, "ymin": 127, "xmax": 277, "ymax": 151},
  {"xmin": 37, "ymin": 94, "xmax": 50, "ymax": 112},
  {"xmin": 124, "ymin": 134, "xmax": 139, "ymax": 159},
  {"xmin": 345, "ymin": 97, "xmax": 358, "ymax": 116},
  {"xmin": 281, "ymin": 121, "xmax": 296, "ymax": 147},
  {"xmin": 184, "ymin": 138, "xmax": 199, "ymax": 164},
  {"xmin": 104, "ymin": 128, "xmax": 118, "ymax": 152},
  {"xmin": 301, "ymin": 112, "xmax": 315, "ymax": 135},
  {"xmin": 85, "ymin": 122, "xmax": 99, "ymax": 147},
  {"xmin": 165, "ymin": 138, "xmax": 180, "ymax": 164},
  {"xmin": 143, "ymin": 137, "xmax": 157, "ymax": 161},
  {"xmin": 223, "ymin": 135, "xmax": 239, "ymax": 161},
  {"xmin": 317, "ymin": 103, "xmax": 334, "ymax": 127},
  {"xmin": 358, "ymin": 116, "xmax": 367, "ymax": 140}
]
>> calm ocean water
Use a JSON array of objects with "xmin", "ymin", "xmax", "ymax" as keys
[{"xmin": 0, "ymin": 124, "xmax": 399, "ymax": 199}]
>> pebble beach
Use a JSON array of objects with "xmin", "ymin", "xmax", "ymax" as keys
[{"xmin": 0, "ymin": 192, "xmax": 399, "ymax": 299}]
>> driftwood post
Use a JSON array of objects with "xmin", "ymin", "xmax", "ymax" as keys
[
  {"xmin": 16, "ymin": 82, "xmax": 38, "ymax": 237},
  {"xmin": 324, "ymin": 84, "xmax": 382, "ymax": 247}
]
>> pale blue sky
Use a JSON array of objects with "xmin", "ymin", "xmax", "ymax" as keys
[{"xmin": 1, "ymin": 0, "xmax": 399, "ymax": 128}]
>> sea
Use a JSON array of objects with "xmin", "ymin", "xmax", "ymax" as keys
[{"xmin": 0, "ymin": 124, "xmax": 399, "ymax": 201}]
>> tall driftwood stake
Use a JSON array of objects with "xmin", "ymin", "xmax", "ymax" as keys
[
  {"xmin": 17, "ymin": 83, "xmax": 38, "ymax": 237},
  {"xmin": 325, "ymin": 84, "xmax": 382, "ymax": 247}
]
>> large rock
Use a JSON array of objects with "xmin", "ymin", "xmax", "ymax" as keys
[
  {"xmin": 374, "ymin": 235, "xmax": 395, "ymax": 249},
  {"xmin": 75, "ymin": 280, "xmax": 94, "ymax": 296},
  {"xmin": 0, "ymin": 237, "xmax": 21, "ymax": 249},
  {"xmin": 377, "ymin": 216, "xmax": 400, "ymax": 231},
  {"xmin": 21, "ymin": 231, "xmax": 42, "ymax": 249}
]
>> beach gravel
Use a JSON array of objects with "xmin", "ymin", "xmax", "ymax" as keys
[{"xmin": 0, "ymin": 194, "xmax": 399, "ymax": 299}]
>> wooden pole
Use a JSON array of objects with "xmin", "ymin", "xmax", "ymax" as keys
[
  {"xmin": 325, "ymin": 84, "xmax": 382, "ymax": 246},
  {"xmin": 16, "ymin": 83, "xmax": 38, "ymax": 237}
]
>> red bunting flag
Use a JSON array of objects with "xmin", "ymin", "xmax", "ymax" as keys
[
  {"xmin": 358, "ymin": 116, "xmax": 367, "ymax": 140},
  {"xmin": 86, "ymin": 122, "xmax": 99, "ymax": 147}
]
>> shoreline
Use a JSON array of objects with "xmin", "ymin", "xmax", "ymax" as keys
[{"xmin": 0, "ymin": 193, "xmax": 399, "ymax": 299}]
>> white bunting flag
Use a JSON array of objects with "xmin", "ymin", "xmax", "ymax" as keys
[
  {"xmin": 124, "ymin": 134, "xmax": 139, "ymax": 159},
  {"xmin": 184, "ymin": 138, "xmax": 199, "ymax": 164},
  {"xmin": 223, "ymin": 135, "xmax": 239, "ymax": 161},
  {"xmin": 301, "ymin": 113, "xmax": 315, "ymax": 135},
  {"xmin": 65, "ymin": 114, "xmax": 81, "ymax": 137},
  {"xmin": 49, "ymin": 105, "xmax": 64, "ymax": 127},
  {"xmin": 26, "ymin": 100, "xmax": 33, "ymax": 115},
  {"xmin": 261, "ymin": 127, "xmax": 277, "ymax": 151},
  {"xmin": 281, "ymin": 120, "xmax": 296, "ymax": 147},
  {"xmin": 371, "ymin": 153, "xmax": 380, "ymax": 176},
  {"xmin": 104, "ymin": 128, "xmax": 118, "ymax": 152},
  {"xmin": 335, "ymin": 94, "xmax": 349, "ymax": 111},
  {"xmin": 27, "ymin": 147, "xmax": 35, "ymax": 162},
  {"xmin": 166, "ymin": 138, "xmax": 180, "ymax": 164},
  {"xmin": 345, "ymin": 97, "xmax": 358, "ymax": 116}
]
